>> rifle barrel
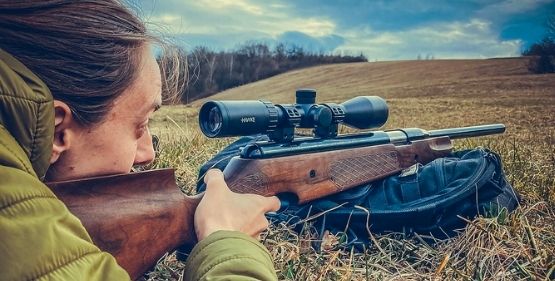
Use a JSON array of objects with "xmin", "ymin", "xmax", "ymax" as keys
[
  {"xmin": 242, "ymin": 123, "xmax": 506, "ymax": 158},
  {"xmin": 428, "ymin": 124, "xmax": 506, "ymax": 139}
]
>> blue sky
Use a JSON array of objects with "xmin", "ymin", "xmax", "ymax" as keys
[{"xmin": 133, "ymin": 0, "xmax": 555, "ymax": 60}]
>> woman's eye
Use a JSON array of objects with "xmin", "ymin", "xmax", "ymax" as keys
[{"xmin": 136, "ymin": 124, "xmax": 148, "ymax": 138}]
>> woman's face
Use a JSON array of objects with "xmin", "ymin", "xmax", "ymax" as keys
[{"xmin": 47, "ymin": 46, "xmax": 162, "ymax": 181}]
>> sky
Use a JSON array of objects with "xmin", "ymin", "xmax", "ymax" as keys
[{"xmin": 132, "ymin": 0, "xmax": 555, "ymax": 60}]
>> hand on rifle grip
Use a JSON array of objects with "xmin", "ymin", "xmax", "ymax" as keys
[{"xmin": 194, "ymin": 169, "xmax": 281, "ymax": 241}]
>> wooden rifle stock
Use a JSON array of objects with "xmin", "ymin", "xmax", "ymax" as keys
[
  {"xmin": 47, "ymin": 169, "xmax": 200, "ymax": 280},
  {"xmin": 46, "ymin": 136, "xmax": 452, "ymax": 279},
  {"xmin": 224, "ymin": 136, "xmax": 453, "ymax": 203}
]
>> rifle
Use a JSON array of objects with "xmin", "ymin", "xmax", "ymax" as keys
[{"xmin": 46, "ymin": 89, "xmax": 505, "ymax": 279}]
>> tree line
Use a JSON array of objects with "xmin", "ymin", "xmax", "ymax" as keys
[{"xmin": 163, "ymin": 42, "xmax": 367, "ymax": 104}]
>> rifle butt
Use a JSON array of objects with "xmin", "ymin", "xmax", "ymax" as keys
[{"xmin": 47, "ymin": 169, "xmax": 199, "ymax": 280}]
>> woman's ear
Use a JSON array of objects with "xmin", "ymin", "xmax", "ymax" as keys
[{"xmin": 50, "ymin": 100, "xmax": 74, "ymax": 164}]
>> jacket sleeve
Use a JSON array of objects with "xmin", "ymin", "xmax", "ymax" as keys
[
  {"xmin": 0, "ymin": 166, "xmax": 130, "ymax": 281},
  {"xmin": 184, "ymin": 230, "xmax": 278, "ymax": 281}
]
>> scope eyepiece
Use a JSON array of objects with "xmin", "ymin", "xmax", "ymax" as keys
[
  {"xmin": 199, "ymin": 89, "xmax": 389, "ymax": 142},
  {"xmin": 205, "ymin": 106, "xmax": 223, "ymax": 136}
]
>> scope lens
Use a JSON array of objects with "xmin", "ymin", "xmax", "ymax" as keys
[{"xmin": 207, "ymin": 106, "xmax": 223, "ymax": 134}]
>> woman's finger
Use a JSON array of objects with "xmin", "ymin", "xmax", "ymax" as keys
[
  {"xmin": 260, "ymin": 195, "xmax": 281, "ymax": 213},
  {"xmin": 204, "ymin": 169, "xmax": 225, "ymax": 185}
]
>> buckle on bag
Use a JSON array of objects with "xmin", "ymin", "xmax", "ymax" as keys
[{"xmin": 399, "ymin": 164, "xmax": 419, "ymax": 178}]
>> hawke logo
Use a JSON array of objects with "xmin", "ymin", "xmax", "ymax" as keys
[{"xmin": 241, "ymin": 117, "xmax": 256, "ymax": 123}]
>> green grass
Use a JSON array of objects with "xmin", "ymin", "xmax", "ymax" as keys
[{"xmin": 145, "ymin": 58, "xmax": 555, "ymax": 280}]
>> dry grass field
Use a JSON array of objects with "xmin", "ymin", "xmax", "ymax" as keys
[{"xmin": 147, "ymin": 57, "xmax": 554, "ymax": 280}]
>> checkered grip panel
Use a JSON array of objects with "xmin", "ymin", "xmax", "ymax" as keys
[
  {"xmin": 229, "ymin": 173, "xmax": 269, "ymax": 195},
  {"xmin": 330, "ymin": 151, "xmax": 400, "ymax": 190}
]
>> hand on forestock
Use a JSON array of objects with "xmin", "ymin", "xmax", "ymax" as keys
[{"xmin": 194, "ymin": 169, "xmax": 281, "ymax": 241}]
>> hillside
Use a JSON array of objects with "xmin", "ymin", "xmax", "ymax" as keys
[
  {"xmin": 189, "ymin": 57, "xmax": 554, "ymax": 139},
  {"xmin": 196, "ymin": 57, "xmax": 544, "ymax": 101}
]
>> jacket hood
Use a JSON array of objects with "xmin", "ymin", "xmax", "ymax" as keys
[{"xmin": 0, "ymin": 48, "xmax": 54, "ymax": 179}]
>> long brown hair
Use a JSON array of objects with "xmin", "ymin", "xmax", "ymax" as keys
[{"xmin": 0, "ymin": 0, "xmax": 181, "ymax": 125}]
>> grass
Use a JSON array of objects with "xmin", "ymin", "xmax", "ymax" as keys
[{"xmin": 146, "ymin": 58, "xmax": 554, "ymax": 280}]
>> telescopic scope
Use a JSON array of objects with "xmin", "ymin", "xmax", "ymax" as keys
[{"xmin": 199, "ymin": 89, "xmax": 388, "ymax": 142}]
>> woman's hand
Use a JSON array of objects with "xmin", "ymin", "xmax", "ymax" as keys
[{"xmin": 194, "ymin": 169, "xmax": 281, "ymax": 241}]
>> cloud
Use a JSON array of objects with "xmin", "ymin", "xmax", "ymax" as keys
[
  {"xmin": 172, "ymin": 32, "xmax": 274, "ymax": 50},
  {"xmin": 138, "ymin": 0, "xmax": 341, "ymax": 51},
  {"xmin": 172, "ymin": 31, "xmax": 345, "ymax": 53},
  {"xmin": 341, "ymin": 19, "xmax": 522, "ymax": 59},
  {"xmin": 278, "ymin": 0, "xmax": 480, "ymax": 32},
  {"xmin": 193, "ymin": 0, "xmax": 264, "ymax": 15},
  {"xmin": 141, "ymin": 0, "xmax": 337, "ymax": 37},
  {"xmin": 476, "ymin": 0, "xmax": 553, "ymax": 23},
  {"xmin": 276, "ymin": 32, "xmax": 345, "ymax": 52}
]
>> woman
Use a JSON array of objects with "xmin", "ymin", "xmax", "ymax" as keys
[{"xmin": 0, "ymin": 1, "xmax": 279, "ymax": 280}]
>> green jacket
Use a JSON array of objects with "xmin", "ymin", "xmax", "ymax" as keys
[{"xmin": 0, "ymin": 49, "xmax": 277, "ymax": 281}]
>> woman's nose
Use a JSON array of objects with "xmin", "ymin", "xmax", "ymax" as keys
[{"xmin": 134, "ymin": 128, "xmax": 155, "ymax": 166}]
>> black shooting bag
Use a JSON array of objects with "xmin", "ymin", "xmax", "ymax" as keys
[{"xmin": 197, "ymin": 136, "xmax": 520, "ymax": 248}]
